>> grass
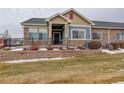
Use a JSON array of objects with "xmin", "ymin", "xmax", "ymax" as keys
[{"xmin": 0, "ymin": 52, "xmax": 124, "ymax": 83}]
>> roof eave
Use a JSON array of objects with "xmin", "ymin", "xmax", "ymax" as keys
[
  {"xmin": 21, "ymin": 23, "xmax": 47, "ymax": 26},
  {"xmin": 92, "ymin": 26, "xmax": 124, "ymax": 29}
]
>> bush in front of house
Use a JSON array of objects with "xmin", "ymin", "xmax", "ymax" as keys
[
  {"xmin": 110, "ymin": 43, "xmax": 120, "ymax": 50},
  {"xmin": 110, "ymin": 42, "xmax": 124, "ymax": 50},
  {"xmin": 47, "ymin": 45, "xmax": 53, "ymax": 50},
  {"xmin": 120, "ymin": 43, "xmax": 124, "ymax": 48},
  {"xmin": 88, "ymin": 41, "xmax": 102, "ymax": 49},
  {"xmin": 30, "ymin": 41, "xmax": 40, "ymax": 50}
]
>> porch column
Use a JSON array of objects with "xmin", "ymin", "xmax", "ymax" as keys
[
  {"xmin": 48, "ymin": 22, "xmax": 52, "ymax": 45},
  {"xmin": 64, "ymin": 23, "xmax": 68, "ymax": 46}
]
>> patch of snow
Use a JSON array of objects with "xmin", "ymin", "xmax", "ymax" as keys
[
  {"xmin": 119, "ymin": 69, "xmax": 124, "ymax": 72},
  {"xmin": 3, "ymin": 57, "xmax": 72, "ymax": 63},
  {"xmin": 75, "ymin": 48, "xmax": 80, "ymax": 51},
  {"xmin": 62, "ymin": 47, "xmax": 67, "ymax": 50},
  {"xmin": 101, "ymin": 49, "xmax": 116, "ymax": 55},
  {"xmin": 101, "ymin": 49, "xmax": 124, "ymax": 55},
  {"xmin": 4, "ymin": 47, "xmax": 10, "ymax": 48},
  {"xmin": 10, "ymin": 48, "xmax": 23, "ymax": 51},
  {"xmin": 38, "ymin": 48, "xmax": 48, "ymax": 51},
  {"xmin": 112, "ymin": 82, "xmax": 124, "ymax": 84},
  {"xmin": 10, "ymin": 47, "xmax": 16, "ymax": 49},
  {"xmin": 53, "ymin": 48, "xmax": 60, "ymax": 51}
]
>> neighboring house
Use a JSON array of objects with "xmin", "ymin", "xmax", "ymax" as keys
[
  {"xmin": 21, "ymin": 8, "xmax": 124, "ymax": 47},
  {"xmin": 0, "ymin": 34, "xmax": 4, "ymax": 48}
]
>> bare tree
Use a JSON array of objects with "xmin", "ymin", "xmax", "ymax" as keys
[{"xmin": 3, "ymin": 30, "xmax": 11, "ymax": 39}]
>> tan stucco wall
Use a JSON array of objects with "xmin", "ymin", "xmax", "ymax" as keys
[
  {"xmin": 91, "ymin": 28, "xmax": 109, "ymax": 46},
  {"xmin": 68, "ymin": 40, "xmax": 88, "ymax": 47},
  {"xmin": 63, "ymin": 11, "xmax": 91, "ymax": 25}
]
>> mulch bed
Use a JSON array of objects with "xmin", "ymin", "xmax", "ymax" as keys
[{"xmin": 0, "ymin": 50, "xmax": 100, "ymax": 62}]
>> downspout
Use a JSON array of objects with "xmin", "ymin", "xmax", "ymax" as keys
[{"xmin": 108, "ymin": 29, "xmax": 110, "ymax": 44}]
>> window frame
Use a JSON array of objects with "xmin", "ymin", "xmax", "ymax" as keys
[
  {"xmin": 92, "ymin": 32, "xmax": 102, "ymax": 40},
  {"xmin": 28, "ymin": 28, "xmax": 38, "ymax": 41},
  {"xmin": 116, "ymin": 32, "xmax": 124, "ymax": 40},
  {"xmin": 39, "ymin": 28, "xmax": 48, "ymax": 41},
  {"xmin": 70, "ymin": 28, "xmax": 86, "ymax": 40}
]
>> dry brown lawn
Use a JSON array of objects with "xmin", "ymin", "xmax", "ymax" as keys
[{"xmin": 0, "ymin": 51, "xmax": 124, "ymax": 84}]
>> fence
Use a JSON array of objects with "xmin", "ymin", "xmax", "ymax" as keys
[{"xmin": 3, "ymin": 38, "xmax": 90, "ymax": 48}]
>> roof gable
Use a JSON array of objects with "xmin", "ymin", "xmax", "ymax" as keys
[
  {"xmin": 62, "ymin": 8, "xmax": 94, "ymax": 25},
  {"xmin": 47, "ymin": 13, "xmax": 71, "ymax": 23}
]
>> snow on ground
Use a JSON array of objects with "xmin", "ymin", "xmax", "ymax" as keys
[
  {"xmin": 3, "ymin": 57, "xmax": 73, "ymax": 63},
  {"xmin": 101, "ymin": 49, "xmax": 124, "ymax": 55},
  {"xmin": 38, "ymin": 48, "xmax": 48, "ymax": 51},
  {"xmin": 53, "ymin": 48, "xmax": 60, "ymax": 51},
  {"xmin": 10, "ymin": 48, "xmax": 23, "ymax": 51},
  {"xmin": 112, "ymin": 81, "xmax": 124, "ymax": 84}
]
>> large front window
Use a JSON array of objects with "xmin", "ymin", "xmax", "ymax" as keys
[
  {"xmin": 71, "ymin": 29, "xmax": 86, "ymax": 39},
  {"xmin": 92, "ymin": 32, "xmax": 102, "ymax": 40},
  {"xmin": 29, "ymin": 28, "xmax": 38, "ymax": 40},
  {"xmin": 39, "ymin": 28, "xmax": 47, "ymax": 40},
  {"xmin": 29, "ymin": 28, "xmax": 47, "ymax": 40},
  {"xmin": 116, "ymin": 32, "xmax": 124, "ymax": 40}
]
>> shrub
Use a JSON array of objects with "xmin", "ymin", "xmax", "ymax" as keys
[
  {"xmin": 23, "ymin": 47, "xmax": 28, "ymax": 51},
  {"xmin": 77, "ymin": 46, "xmax": 85, "ymax": 50},
  {"xmin": 110, "ymin": 42, "xmax": 124, "ymax": 50},
  {"xmin": 88, "ymin": 41, "xmax": 102, "ymax": 49},
  {"xmin": 110, "ymin": 43, "xmax": 120, "ymax": 50},
  {"xmin": 0, "ymin": 38, "xmax": 4, "ymax": 49},
  {"xmin": 108, "ymin": 45, "xmax": 114, "ymax": 51},
  {"xmin": 47, "ymin": 45, "xmax": 53, "ymax": 50},
  {"xmin": 30, "ymin": 41, "xmax": 40, "ymax": 50},
  {"xmin": 0, "ymin": 43, "xmax": 4, "ymax": 49},
  {"xmin": 59, "ymin": 46, "xmax": 63, "ymax": 50},
  {"xmin": 120, "ymin": 43, "xmax": 124, "ymax": 48}
]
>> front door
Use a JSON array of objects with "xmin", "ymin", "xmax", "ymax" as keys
[{"xmin": 53, "ymin": 32, "xmax": 61, "ymax": 44}]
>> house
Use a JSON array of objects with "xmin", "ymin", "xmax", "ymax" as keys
[
  {"xmin": 0, "ymin": 34, "xmax": 4, "ymax": 48},
  {"xmin": 21, "ymin": 8, "xmax": 124, "ymax": 48}
]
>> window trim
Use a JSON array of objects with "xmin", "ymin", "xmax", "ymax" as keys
[
  {"xmin": 70, "ymin": 28, "xmax": 86, "ymax": 40},
  {"xmin": 92, "ymin": 32, "xmax": 102, "ymax": 40}
]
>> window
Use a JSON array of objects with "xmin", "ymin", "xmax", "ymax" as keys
[
  {"xmin": 39, "ymin": 28, "xmax": 47, "ymax": 40},
  {"xmin": 92, "ymin": 32, "xmax": 102, "ymax": 40},
  {"xmin": 71, "ymin": 29, "xmax": 86, "ymax": 39},
  {"xmin": 29, "ymin": 28, "xmax": 38, "ymax": 40},
  {"xmin": 69, "ymin": 11, "xmax": 74, "ymax": 19},
  {"xmin": 116, "ymin": 32, "xmax": 124, "ymax": 40}
]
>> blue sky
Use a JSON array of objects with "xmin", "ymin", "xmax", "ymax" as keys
[{"xmin": 0, "ymin": 8, "xmax": 124, "ymax": 38}]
